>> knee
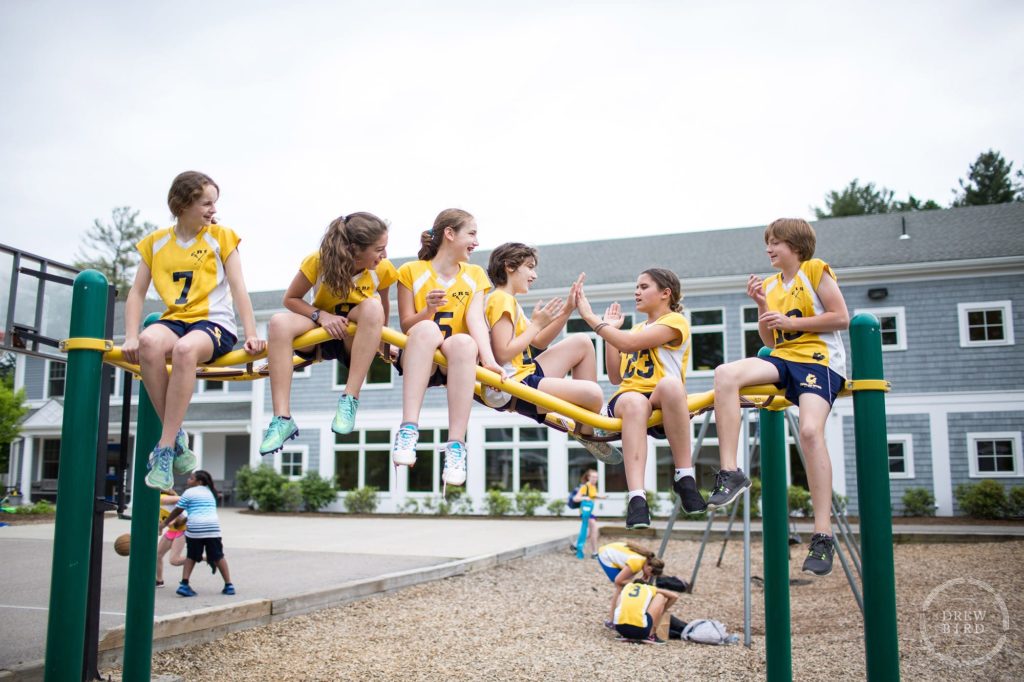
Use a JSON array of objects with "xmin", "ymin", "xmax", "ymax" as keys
[
  {"xmin": 138, "ymin": 333, "xmax": 165, "ymax": 360},
  {"xmin": 569, "ymin": 333, "xmax": 595, "ymax": 357},
  {"xmin": 408, "ymin": 321, "xmax": 443, "ymax": 346},
  {"xmin": 618, "ymin": 394, "xmax": 652, "ymax": 419},
  {"xmin": 799, "ymin": 425, "xmax": 824, "ymax": 448},
  {"xmin": 713, "ymin": 363, "xmax": 741, "ymax": 389},
  {"xmin": 357, "ymin": 298, "xmax": 385, "ymax": 326},
  {"xmin": 443, "ymin": 334, "xmax": 477, "ymax": 360},
  {"xmin": 268, "ymin": 313, "xmax": 290, "ymax": 338},
  {"xmin": 170, "ymin": 339, "xmax": 203, "ymax": 365},
  {"xmin": 658, "ymin": 377, "xmax": 685, "ymax": 397}
]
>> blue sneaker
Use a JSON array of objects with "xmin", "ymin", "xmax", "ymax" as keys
[
  {"xmin": 259, "ymin": 416, "xmax": 299, "ymax": 455},
  {"xmin": 172, "ymin": 428, "xmax": 197, "ymax": 474},
  {"xmin": 145, "ymin": 446, "xmax": 174, "ymax": 490},
  {"xmin": 176, "ymin": 582, "xmax": 197, "ymax": 597},
  {"xmin": 222, "ymin": 583, "xmax": 236, "ymax": 595},
  {"xmin": 332, "ymin": 394, "xmax": 359, "ymax": 435}
]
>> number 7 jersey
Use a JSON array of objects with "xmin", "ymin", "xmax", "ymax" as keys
[
  {"xmin": 136, "ymin": 224, "xmax": 241, "ymax": 335},
  {"xmin": 611, "ymin": 311, "xmax": 690, "ymax": 398}
]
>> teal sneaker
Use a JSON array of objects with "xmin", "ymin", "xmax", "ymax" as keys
[
  {"xmin": 332, "ymin": 394, "xmax": 359, "ymax": 435},
  {"xmin": 172, "ymin": 428, "xmax": 197, "ymax": 474},
  {"xmin": 259, "ymin": 416, "xmax": 299, "ymax": 455},
  {"xmin": 145, "ymin": 446, "xmax": 174, "ymax": 490}
]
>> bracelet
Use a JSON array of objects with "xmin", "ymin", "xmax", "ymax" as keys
[{"xmin": 594, "ymin": 322, "xmax": 609, "ymax": 334}]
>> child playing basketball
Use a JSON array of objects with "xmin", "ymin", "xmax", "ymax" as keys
[{"xmin": 159, "ymin": 470, "xmax": 234, "ymax": 596}]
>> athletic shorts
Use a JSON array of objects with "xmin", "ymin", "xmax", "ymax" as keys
[
  {"xmin": 185, "ymin": 536, "xmax": 225, "ymax": 563},
  {"xmin": 395, "ymin": 349, "xmax": 447, "ymax": 387},
  {"xmin": 597, "ymin": 555, "xmax": 622, "ymax": 582},
  {"xmin": 163, "ymin": 529, "xmax": 185, "ymax": 541},
  {"xmin": 615, "ymin": 613, "xmax": 653, "ymax": 640},
  {"xmin": 154, "ymin": 319, "xmax": 237, "ymax": 362},
  {"xmin": 296, "ymin": 338, "xmax": 351, "ymax": 364},
  {"xmin": 760, "ymin": 356, "xmax": 845, "ymax": 407},
  {"xmin": 605, "ymin": 391, "xmax": 667, "ymax": 440},
  {"xmin": 491, "ymin": 362, "xmax": 546, "ymax": 424}
]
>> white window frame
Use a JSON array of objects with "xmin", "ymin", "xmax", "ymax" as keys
[
  {"xmin": 740, "ymin": 305, "xmax": 766, "ymax": 358},
  {"xmin": 886, "ymin": 433, "xmax": 915, "ymax": 479},
  {"xmin": 332, "ymin": 356, "xmax": 393, "ymax": 392},
  {"xmin": 484, "ymin": 425, "xmax": 550, "ymax": 494},
  {"xmin": 44, "ymin": 359, "xmax": 66, "ymax": 399},
  {"xmin": 957, "ymin": 301, "xmax": 1015, "ymax": 348},
  {"xmin": 967, "ymin": 431, "xmax": 1023, "ymax": 478},
  {"xmin": 686, "ymin": 307, "xmax": 726, "ymax": 377},
  {"xmin": 855, "ymin": 306, "xmax": 907, "ymax": 352},
  {"xmin": 333, "ymin": 428, "xmax": 393, "ymax": 492},
  {"xmin": 276, "ymin": 445, "xmax": 307, "ymax": 480}
]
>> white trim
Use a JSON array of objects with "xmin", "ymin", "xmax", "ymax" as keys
[
  {"xmin": 43, "ymin": 359, "xmax": 65, "ymax": 399},
  {"xmin": 686, "ymin": 307, "xmax": 726, "ymax": 378},
  {"xmin": 967, "ymin": 431, "xmax": 1023, "ymax": 478},
  {"xmin": 276, "ymin": 444, "xmax": 308, "ymax": 480},
  {"xmin": 957, "ymin": 300, "xmax": 1015, "ymax": 348},
  {"xmin": 854, "ymin": 306, "xmax": 907, "ymax": 352},
  {"xmin": 333, "ymin": 427, "xmax": 395, "ymax": 493},
  {"xmin": 482, "ymin": 423, "xmax": 552, "ymax": 494},
  {"xmin": 887, "ymin": 433, "xmax": 915, "ymax": 479},
  {"xmin": 740, "ymin": 304, "xmax": 766, "ymax": 358}
]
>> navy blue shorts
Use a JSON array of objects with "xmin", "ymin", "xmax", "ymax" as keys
[
  {"xmin": 185, "ymin": 536, "xmax": 225, "ymax": 563},
  {"xmin": 154, "ymin": 320, "xmax": 237, "ymax": 363},
  {"xmin": 502, "ymin": 362, "xmax": 546, "ymax": 424},
  {"xmin": 760, "ymin": 356, "xmax": 845, "ymax": 407},
  {"xmin": 296, "ymin": 338, "xmax": 351, "ymax": 364},
  {"xmin": 395, "ymin": 349, "xmax": 447, "ymax": 387},
  {"xmin": 615, "ymin": 613, "xmax": 653, "ymax": 640},
  {"xmin": 606, "ymin": 391, "xmax": 667, "ymax": 440}
]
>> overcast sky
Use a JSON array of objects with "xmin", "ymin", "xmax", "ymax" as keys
[{"xmin": 1, "ymin": 1, "xmax": 1021, "ymax": 293}]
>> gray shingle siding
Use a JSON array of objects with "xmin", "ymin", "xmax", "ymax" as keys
[
  {"xmin": 23, "ymin": 356, "xmax": 45, "ymax": 400},
  {"xmin": 947, "ymin": 411, "xmax": 1024, "ymax": 515},
  {"xmin": 843, "ymin": 414, "xmax": 936, "ymax": 517}
]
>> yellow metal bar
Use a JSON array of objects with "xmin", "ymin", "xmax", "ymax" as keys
[
  {"xmin": 846, "ymin": 379, "xmax": 891, "ymax": 392},
  {"xmin": 59, "ymin": 337, "xmax": 114, "ymax": 352}
]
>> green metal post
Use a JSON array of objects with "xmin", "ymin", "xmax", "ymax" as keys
[
  {"xmin": 850, "ymin": 313, "xmax": 900, "ymax": 681},
  {"xmin": 121, "ymin": 313, "xmax": 163, "ymax": 681},
  {"xmin": 44, "ymin": 270, "xmax": 108, "ymax": 682},
  {"xmin": 758, "ymin": 347, "xmax": 791, "ymax": 681}
]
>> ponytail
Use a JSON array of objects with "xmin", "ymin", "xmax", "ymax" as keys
[
  {"xmin": 624, "ymin": 541, "xmax": 665, "ymax": 576},
  {"xmin": 320, "ymin": 212, "xmax": 389, "ymax": 300},
  {"xmin": 418, "ymin": 208, "xmax": 474, "ymax": 261}
]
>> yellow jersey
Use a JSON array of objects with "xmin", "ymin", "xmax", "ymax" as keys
[
  {"xmin": 396, "ymin": 260, "xmax": 491, "ymax": 338},
  {"xmin": 611, "ymin": 312, "xmax": 690, "ymax": 398},
  {"xmin": 614, "ymin": 582, "xmax": 658, "ymax": 627},
  {"xmin": 484, "ymin": 289, "xmax": 537, "ymax": 382},
  {"xmin": 577, "ymin": 482, "xmax": 598, "ymax": 499},
  {"xmin": 763, "ymin": 258, "xmax": 847, "ymax": 375},
  {"xmin": 299, "ymin": 253, "xmax": 398, "ymax": 316},
  {"xmin": 137, "ymin": 224, "xmax": 241, "ymax": 335},
  {"xmin": 597, "ymin": 542, "xmax": 647, "ymax": 574}
]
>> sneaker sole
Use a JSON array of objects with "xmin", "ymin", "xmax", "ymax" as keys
[
  {"xmin": 392, "ymin": 455, "xmax": 417, "ymax": 467},
  {"xmin": 626, "ymin": 521, "xmax": 651, "ymax": 530},
  {"xmin": 705, "ymin": 482, "xmax": 751, "ymax": 510},
  {"xmin": 583, "ymin": 441, "xmax": 623, "ymax": 466},
  {"xmin": 331, "ymin": 420, "xmax": 356, "ymax": 436},
  {"xmin": 442, "ymin": 473, "xmax": 467, "ymax": 486},
  {"xmin": 259, "ymin": 428, "xmax": 300, "ymax": 456},
  {"xmin": 802, "ymin": 565, "xmax": 833, "ymax": 577},
  {"xmin": 172, "ymin": 454, "xmax": 197, "ymax": 475},
  {"xmin": 144, "ymin": 473, "xmax": 171, "ymax": 490}
]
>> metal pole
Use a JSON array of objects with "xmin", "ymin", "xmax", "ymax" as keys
[
  {"xmin": 717, "ymin": 409, "xmax": 749, "ymax": 568},
  {"xmin": 688, "ymin": 510, "xmax": 715, "ymax": 593},
  {"xmin": 121, "ymin": 313, "xmax": 163, "ymax": 681},
  {"xmin": 742, "ymin": 409, "xmax": 752, "ymax": 648},
  {"xmin": 658, "ymin": 410, "xmax": 713, "ymax": 559},
  {"xmin": 850, "ymin": 313, "xmax": 900, "ymax": 681},
  {"xmin": 118, "ymin": 369, "xmax": 133, "ymax": 517},
  {"xmin": 43, "ymin": 270, "xmax": 108, "ymax": 682}
]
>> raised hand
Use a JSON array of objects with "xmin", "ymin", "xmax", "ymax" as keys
[
  {"xmin": 531, "ymin": 297, "xmax": 565, "ymax": 328},
  {"xmin": 746, "ymin": 274, "xmax": 766, "ymax": 306},
  {"xmin": 565, "ymin": 273, "xmax": 586, "ymax": 313},
  {"xmin": 321, "ymin": 311, "xmax": 350, "ymax": 340},
  {"xmin": 603, "ymin": 301, "xmax": 625, "ymax": 329}
]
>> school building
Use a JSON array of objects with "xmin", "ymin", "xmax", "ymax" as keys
[{"xmin": 6, "ymin": 202, "xmax": 1023, "ymax": 517}]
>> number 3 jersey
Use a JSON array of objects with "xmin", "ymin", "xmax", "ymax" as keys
[
  {"xmin": 299, "ymin": 253, "xmax": 398, "ymax": 315},
  {"xmin": 484, "ymin": 289, "xmax": 537, "ymax": 382},
  {"xmin": 611, "ymin": 311, "xmax": 690, "ymax": 399},
  {"xmin": 396, "ymin": 260, "xmax": 492, "ymax": 337},
  {"xmin": 762, "ymin": 258, "xmax": 847, "ymax": 376},
  {"xmin": 136, "ymin": 224, "xmax": 241, "ymax": 335}
]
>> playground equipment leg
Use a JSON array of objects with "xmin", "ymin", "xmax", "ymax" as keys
[
  {"xmin": 761, "ymin": 403, "xmax": 791, "ymax": 682},
  {"xmin": 742, "ymin": 409, "xmax": 752, "ymax": 648},
  {"xmin": 44, "ymin": 271, "xmax": 108, "ymax": 682}
]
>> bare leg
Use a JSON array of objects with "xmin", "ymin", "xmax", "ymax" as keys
[
  {"xmin": 401, "ymin": 321, "xmax": 444, "ymax": 424},
  {"xmin": 533, "ymin": 335, "xmax": 604, "ymax": 432},
  {"xmin": 181, "ymin": 558, "xmax": 196, "ymax": 582},
  {"xmin": 650, "ymin": 378, "xmax": 692, "ymax": 468},
  {"xmin": 439, "ymin": 334, "xmax": 478, "ymax": 442},
  {"xmin": 341, "ymin": 299, "xmax": 385, "ymax": 399},
  {"xmin": 587, "ymin": 517, "xmax": 600, "ymax": 555},
  {"xmin": 216, "ymin": 557, "xmax": 232, "ymax": 584},
  {"xmin": 713, "ymin": 358, "xmax": 780, "ymax": 470},
  {"xmin": 797, "ymin": 393, "xmax": 834, "ymax": 536},
  {"xmin": 156, "ymin": 535, "xmax": 172, "ymax": 582},
  {"xmin": 267, "ymin": 312, "xmax": 316, "ymax": 416},
  {"xmin": 137, "ymin": 324, "xmax": 180, "ymax": 419},
  {"xmin": 168, "ymin": 535, "xmax": 187, "ymax": 567},
  {"xmin": 158, "ymin": 331, "xmax": 214, "ymax": 447},
  {"xmin": 613, "ymin": 392, "xmax": 653, "ymax": 492}
]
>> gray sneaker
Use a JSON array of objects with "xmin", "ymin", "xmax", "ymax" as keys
[
  {"xmin": 705, "ymin": 469, "xmax": 751, "ymax": 510},
  {"xmin": 802, "ymin": 533, "xmax": 835, "ymax": 576}
]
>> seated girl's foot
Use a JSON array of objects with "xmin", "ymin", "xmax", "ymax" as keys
[
  {"xmin": 673, "ymin": 476, "xmax": 707, "ymax": 513},
  {"xmin": 145, "ymin": 446, "xmax": 174, "ymax": 490},
  {"xmin": 332, "ymin": 394, "xmax": 359, "ymax": 435},
  {"xmin": 172, "ymin": 428, "xmax": 197, "ymax": 474},
  {"xmin": 706, "ymin": 469, "xmax": 751, "ymax": 510},
  {"xmin": 441, "ymin": 441, "xmax": 468, "ymax": 487},
  {"xmin": 260, "ymin": 416, "xmax": 299, "ymax": 455},
  {"xmin": 392, "ymin": 424, "xmax": 419, "ymax": 466}
]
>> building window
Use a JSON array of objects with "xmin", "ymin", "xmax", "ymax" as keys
[
  {"xmin": 278, "ymin": 448, "xmax": 305, "ymax": 479},
  {"xmin": 334, "ymin": 355, "xmax": 393, "ymax": 390},
  {"xmin": 887, "ymin": 434, "xmax": 914, "ymax": 479},
  {"xmin": 199, "ymin": 379, "xmax": 228, "ymax": 393},
  {"xmin": 46, "ymin": 361, "xmax": 66, "ymax": 398},
  {"xmin": 334, "ymin": 429, "xmax": 392, "ymax": 492},
  {"xmin": 957, "ymin": 301, "xmax": 1014, "ymax": 348},
  {"xmin": 741, "ymin": 306, "xmax": 765, "ymax": 358},
  {"xmin": 484, "ymin": 426, "xmax": 549, "ymax": 493},
  {"xmin": 688, "ymin": 308, "xmax": 725, "ymax": 375},
  {"xmin": 968, "ymin": 432, "xmax": 1022, "ymax": 478},
  {"xmin": 41, "ymin": 438, "xmax": 61, "ymax": 478},
  {"xmin": 405, "ymin": 428, "xmax": 448, "ymax": 494},
  {"xmin": 855, "ymin": 307, "xmax": 907, "ymax": 351},
  {"xmin": 566, "ymin": 316, "xmax": 631, "ymax": 380}
]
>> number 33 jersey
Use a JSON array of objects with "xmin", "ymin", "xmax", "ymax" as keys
[
  {"xmin": 136, "ymin": 224, "xmax": 241, "ymax": 335},
  {"xmin": 612, "ymin": 311, "xmax": 690, "ymax": 398}
]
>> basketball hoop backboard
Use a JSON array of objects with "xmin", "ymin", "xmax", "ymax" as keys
[{"xmin": 1, "ymin": 243, "xmax": 82, "ymax": 362}]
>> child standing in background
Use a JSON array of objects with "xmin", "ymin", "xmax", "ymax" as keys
[
  {"xmin": 160, "ymin": 470, "xmax": 234, "ymax": 596},
  {"xmin": 122, "ymin": 171, "xmax": 265, "ymax": 490}
]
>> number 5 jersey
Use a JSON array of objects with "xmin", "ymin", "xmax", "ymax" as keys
[{"xmin": 611, "ymin": 311, "xmax": 690, "ymax": 399}]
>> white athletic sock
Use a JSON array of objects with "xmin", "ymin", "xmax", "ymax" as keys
[
  {"xmin": 674, "ymin": 467, "xmax": 695, "ymax": 481},
  {"xmin": 628, "ymin": 489, "xmax": 646, "ymax": 501}
]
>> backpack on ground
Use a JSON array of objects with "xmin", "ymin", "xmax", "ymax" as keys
[
  {"xmin": 668, "ymin": 615, "xmax": 687, "ymax": 640},
  {"xmin": 655, "ymin": 575, "xmax": 689, "ymax": 593},
  {"xmin": 682, "ymin": 619, "xmax": 732, "ymax": 645}
]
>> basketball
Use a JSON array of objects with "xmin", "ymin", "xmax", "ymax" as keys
[{"xmin": 114, "ymin": 533, "xmax": 131, "ymax": 556}]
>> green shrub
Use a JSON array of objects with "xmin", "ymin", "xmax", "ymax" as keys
[
  {"xmin": 954, "ymin": 480, "xmax": 1007, "ymax": 519},
  {"xmin": 546, "ymin": 497, "xmax": 567, "ymax": 517},
  {"xmin": 424, "ymin": 490, "xmax": 474, "ymax": 516},
  {"xmin": 485, "ymin": 488, "xmax": 513, "ymax": 516},
  {"xmin": 787, "ymin": 485, "xmax": 813, "ymax": 517},
  {"xmin": 399, "ymin": 498, "xmax": 420, "ymax": 514},
  {"xmin": 13, "ymin": 500, "xmax": 55, "ymax": 515},
  {"xmin": 901, "ymin": 487, "xmax": 936, "ymax": 517},
  {"xmin": 282, "ymin": 481, "xmax": 304, "ymax": 512},
  {"xmin": 235, "ymin": 465, "xmax": 290, "ymax": 512},
  {"xmin": 515, "ymin": 485, "xmax": 545, "ymax": 516},
  {"xmin": 344, "ymin": 486, "xmax": 379, "ymax": 514},
  {"xmin": 299, "ymin": 472, "xmax": 337, "ymax": 511},
  {"xmin": 1008, "ymin": 486, "xmax": 1024, "ymax": 518}
]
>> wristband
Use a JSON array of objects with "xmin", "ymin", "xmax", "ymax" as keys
[{"xmin": 594, "ymin": 322, "xmax": 609, "ymax": 334}]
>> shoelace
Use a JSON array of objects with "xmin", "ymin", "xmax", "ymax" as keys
[
  {"xmin": 808, "ymin": 534, "xmax": 832, "ymax": 558},
  {"xmin": 155, "ymin": 449, "xmax": 172, "ymax": 473},
  {"xmin": 711, "ymin": 470, "xmax": 729, "ymax": 494},
  {"xmin": 395, "ymin": 427, "xmax": 418, "ymax": 450},
  {"xmin": 339, "ymin": 396, "xmax": 358, "ymax": 417},
  {"xmin": 445, "ymin": 443, "xmax": 466, "ymax": 468},
  {"xmin": 269, "ymin": 418, "xmax": 290, "ymax": 439}
]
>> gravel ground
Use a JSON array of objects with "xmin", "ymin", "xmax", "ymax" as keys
[{"xmin": 108, "ymin": 538, "xmax": 1024, "ymax": 681}]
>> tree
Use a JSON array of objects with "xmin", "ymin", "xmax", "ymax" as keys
[
  {"xmin": 891, "ymin": 195, "xmax": 941, "ymax": 213},
  {"xmin": 0, "ymin": 367, "xmax": 28, "ymax": 476},
  {"xmin": 952, "ymin": 149, "xmax": 1023, "ymax": 207},
  {"xmin": 813, "ymin": 179, "xmax": 895, "ymax": 218},
  {"xmin": 74, "ymin": 207, "xmax": 155, "ymax": 298}
]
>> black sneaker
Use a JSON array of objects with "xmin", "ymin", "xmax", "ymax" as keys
[
  {"xmin": 802, "ymin": 533, "xmax": 834, "ymax": 576},
  {"xmin": 625, "ymin": 496, "xmax": 651, "ymax": 530},
  {"xmin": 673, "ymin": 476, "xmax": 707, "ymax": 513},
  {"xmin": 706, "ymin": 469, "xmax": 751, "ymax": 510}
]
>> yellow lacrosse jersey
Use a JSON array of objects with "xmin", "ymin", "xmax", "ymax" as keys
[
  {"xmin": 598, "ymin": 542, "xmax": 647, "ymax": 573},
  {"xmin": 299, "ymin": 254, "xmax": 398, "ymax": 316},
  {"xmin": 484, "ymin": 289, "xmax": 537, "ymax": 382},
  {"xmin": 137, "ymin": 225, "xmax": 241, "ymax": 334},
  {"xmin": 578, "ymin": 482, "xmax": 598, "ymax": 499},
  {"xmin": 762, "ymin": 258, "xmax": 847, "ymax": 375},
  {"xmin": 611, "ymin": 312, "xmax": 690, "ymax": 398},
  {"xmin": 614, "ymin": 582, "xmax": 658, "ymax": 627},
  {"xmin": 397, "ymin": 260, "xmax": 491, "ymax": 338}
]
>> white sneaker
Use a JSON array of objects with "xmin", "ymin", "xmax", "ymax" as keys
[
  {"xmin": 392, "ymin": 424, "xmax": 419, "ymax": 466},
  {"xmin": 441, "ymin": 441, "xmax": 468, "ymax": 486}
]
